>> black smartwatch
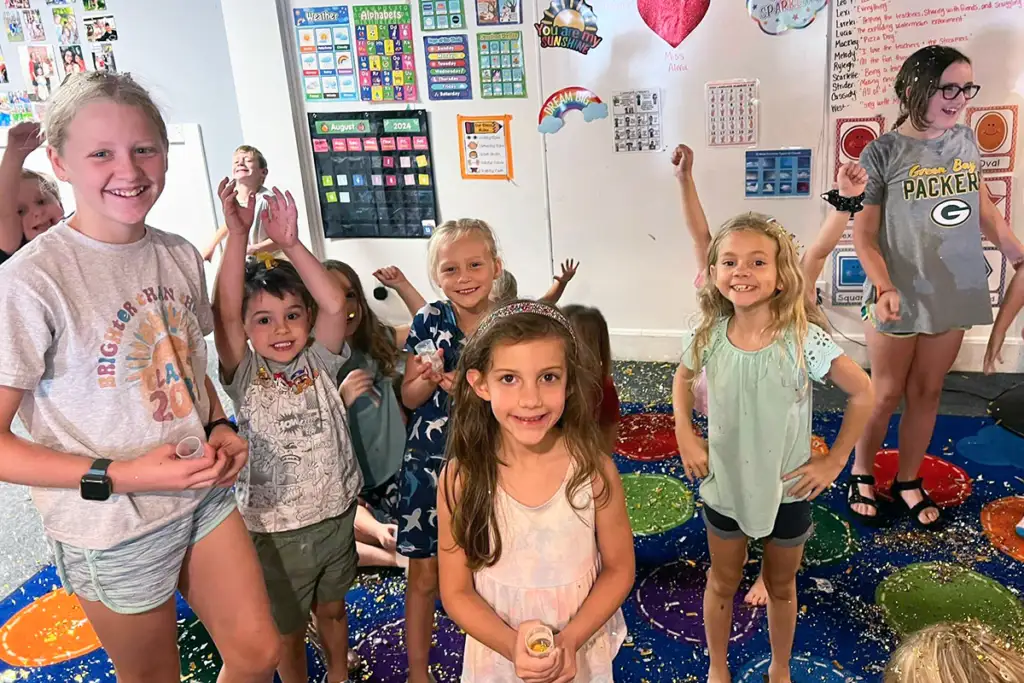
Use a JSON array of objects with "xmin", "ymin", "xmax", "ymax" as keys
[
  {"xmin": 80, "ymin": 458, "xmax": 113, "ymax": 501},
  {"xmin": 205, "ymin": 418, "xmax": 238, "ymax": 439}
]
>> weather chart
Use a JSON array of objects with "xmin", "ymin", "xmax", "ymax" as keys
[
  {"xmin": 352, "ymin": 4, "xmax": 418, "ymax": 102},
  {"xmin": 293, "ymin": 6, "xmax": 359, "ymax": 102},
  {"xmin": 308, "ymin": 111, "xmax": 439, "ymax": 239}
]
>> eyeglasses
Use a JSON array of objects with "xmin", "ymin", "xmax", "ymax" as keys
[{"xmin": 936, "ymin": 84, "xmax": 981, "ymax": 100}]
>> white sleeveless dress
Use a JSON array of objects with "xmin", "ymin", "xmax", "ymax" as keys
[{"xmin": 460, "ymin": 467, "xmax": 628, "ymax": 682}]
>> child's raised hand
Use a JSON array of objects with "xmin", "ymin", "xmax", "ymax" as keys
[
  {"xmin": 217, "ymin": 178, "xmax": 255, "ymax": 237},
  {"xmin": 783, "ymin": 453, "xmax": 844, "ymax": 501},
  {"xmin": 554, "ymin": 259, "xmax": 578, "ymax": 285},
  {"xmin": 513, "ymin": 620, "xmax": 564, "ymax": 683},
  {"xmin": 671, "ymin": 143, "xmax": 694, "ymax": 180},
  {"xmin": 837, "ymin": 162, "xmax": 868, "ymax": 197},
  {"xmin": 678, "ymin": 435, "xmax": 709, "ymax": 482},
  {"xmin": 261, "ymin": 187, "xmax": 299, "ymax": 249},
  {"xmin": 374, "ymin": 265, "xmax": 409, "ymax": 289},
  {"xmin": 6, "ymin": 122, "xmax": 44, "ymax": 156}
]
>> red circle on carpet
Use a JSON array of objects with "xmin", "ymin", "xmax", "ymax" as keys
[
  {"xmin": 616, "ymin": 413, "xmax": 686, "ymax": 461},
  {"xmin": 981, "ymin": 497, "xmax": 1024, "ymax": 563},
  {"xmin": 872, "ymin": 450, "xmax": 972, "ymax": 507}
]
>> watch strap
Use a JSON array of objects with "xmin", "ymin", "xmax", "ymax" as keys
[
  {"xmin": 205, "ymin": 418, "xmax": 238, "ymax": 439},
  {"xmin": 86, "ymin": 458, "xmax": 112, "ymax": 477}
]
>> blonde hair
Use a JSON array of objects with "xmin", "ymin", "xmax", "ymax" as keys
[
  {"xmin": 426, "ymin": 218, "xmax": 501, "ymax": 287},
  {"xmin": 45, "ymin": 72, "xmax": 168, "ymax": 155},
  {"xmin": 20, "ymin": 169, "xmax": 60, "ymax": 202},
  {"xmin": 885, "ymin": 622, "xmax": 1024, "ymax": 683},
  {"xmin": 689, "ymin": 213, "xmax": 828, "ymax": 393},
  {"xmin": 491, "ymin": 269, "xmax": 518, "ymax": 303},
  {"xmin": 235, "ymin": 145, "xmax": 268, "ymax": 170}
]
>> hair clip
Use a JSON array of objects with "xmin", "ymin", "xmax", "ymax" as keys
[
  {"xmin": 477, "ymin": 300, "xmax": 577, "ymax": 344},
  {"xmin": 254, "ymin": 252, "xmax": 278, "ymax": 270}
]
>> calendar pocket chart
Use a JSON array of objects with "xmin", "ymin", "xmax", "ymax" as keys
[
  {"xmin": 353, "ymin": 4, "xmax": 419, "ymax": 102},
  {"xmin": 477, "ymin": 31, "xmax": 526, "ymax": 99},
  {"xmin": 308, "ymin": 111, "xmax": 439, "ymax": 239}
]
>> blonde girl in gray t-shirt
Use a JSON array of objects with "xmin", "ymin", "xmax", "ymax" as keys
[
  {"xmin": 850, "ymin": 46, "xmax": 1024, "ymax": 531},
  {"xmin": 0, "ymin": 73, "xmax": 281, "ymax": 682},
  {"xmin": 673, "ymin": 215, "xmax": 873, "ymax": 683}
]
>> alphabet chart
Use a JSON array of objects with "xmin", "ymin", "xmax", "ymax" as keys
[{"xmin": 353, "ymin": 4, "xmax": 419, "ymax": 102}]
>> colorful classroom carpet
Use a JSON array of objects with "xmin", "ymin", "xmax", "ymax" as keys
[{"xmin": 1, "ymin": 381, "xmax": 1023, "ymax": 681}]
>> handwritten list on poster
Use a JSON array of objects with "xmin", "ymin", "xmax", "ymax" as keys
[{"xmin": 829, "ymin": 0, "xmax": 1024, "ymax": 115}]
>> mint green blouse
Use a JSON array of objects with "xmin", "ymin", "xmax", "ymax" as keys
[{"xmin": 682, "ymin": 319, "xmax": 843, "ymax": 538}]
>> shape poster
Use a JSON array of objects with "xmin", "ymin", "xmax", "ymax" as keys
[
  {"xmin": 477, "ymin": 31, "xmax": 525, "ymax": 99},
  {"xmin": 423, "ymin": 34, "xmax": 472, "ymax": 100},
  {"xmin": 353, "ymin": 4, "xmax": 418, "ymax": 102},
  {"xmin": 985, "ymin": 246, "xmax": 1008, "ymax": 306},
  {"xmin": 834, "ymin": 115, "xmax": 884, "ymax": 177},
  {"xmin": 967, "ymin": 105, "xmax": 1018, "ymax": 174},
  {"xmin": 308, "ymin": 110, "xmax": 438, "ymax": 239},
  {"xmin": 612, "ymin": 88, "xmax": 662, "ymax": 153},
  {"xmin": 986, "ymin": 175, "xmax": 1012, "ymax": 229},
  {"xmin": 744, "ymin": 149, "xmax": 812, "ymax": 198},
  {"xmin": 706, "ymin": 79, "xmax": 757, "ymax": 147},
  {"xmin": 458, "ymin": 115, "xmax": 512, "ymax": 180},
  {"xmin": 476, "ymin": 0, "xmax": 522, "ymax": 24},
  {"xmin": 830, "ymin": 246, "xmax": 865, "ymax": 307},
  {"xmin": 418, "ymin": 0, "xmax": 465, "ymax": 31},
  {"xmin": 294, "ymin": 6, "xmax": 359, "ymax": 102}
]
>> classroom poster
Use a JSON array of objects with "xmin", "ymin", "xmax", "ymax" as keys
[
  {"xmin": 612, "ymin": 88, "xmax": 662, "ymax": 153},
  {"xmin": 308, "ymin": 110, "xmax": 438, "ymax": 238},
  {"xmin": 4, "ymin": 11, "xmax": 23, "ymax": 42},
  {"xmin": 830, "ymin": 247, "xmax": 865, "ymax": 306},
  {"xmin": 353, "ymin": 4, "xmax": 418, "ymax": 102},
  {"xmin": 423, "ymin": 34, "xmax": 472, "ymax": 100},
  {"xmin": 744, "ymin": 149, "xmax": 812, "ymax": 198},
  {"xmin": 52, "ymin": 6, "xmax": 77, "ymax": 45},
  {"xmin": 476, "ymin": 0, "xmax": 522, "ymax": 24},
  {"xmin": 985, "ymin": 246, "xmax": 1009, "ymax": 306},
  {"xmin": 834, "ymin": 115, "xmax": 884, "ymax": 178},
  {"xmin": 967, "ymin": 105, "xmax": 1018, "ymax": 174},
  {"xmin": 293, "ymin": 6, "xmax": 359, "ymax": 102},
  {"xmin": 417, "ymin": 0, "xmax": 465, "ymax": 30},
  {"xmin": 477, "ymin": 31, "xmax": 525, "ymax": 98},
  {"xmin": 706, "ymin": 80, "xmax": 757, "ymax": 147},
  {"xmin": 458, "ymin": 115, "xmax": 512, "ymax": 179}
]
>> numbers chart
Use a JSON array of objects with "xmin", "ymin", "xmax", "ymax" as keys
[
  {"xmin": 308, "ymin": 111, "xmax": 439, "ymax": 239},
  {"xmin": 353, "ymin": 4, "xmax": 418, "ymax": 102},
  {"xmin": 477, "ymin": 31, "xmax": 526, "ymax": 99}
]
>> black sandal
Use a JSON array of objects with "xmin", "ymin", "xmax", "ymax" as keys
[
  {"xmin": 846, "ymin": 474, "xmax": 883, "ymax": 526},
  {"xmin": 891, "ymin": 477, "xmax": 944, "ymax": 530}
]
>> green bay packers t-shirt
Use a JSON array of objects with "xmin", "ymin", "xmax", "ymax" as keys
[{"xmin": 860, "ymin": 125, "xmax": 992, "ymax": 334}]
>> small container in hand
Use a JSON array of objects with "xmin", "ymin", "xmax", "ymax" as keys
[
  {"xmin": 525, "ymin": 625, "xmax": 554, "ymax": 658},
  {"xmin": 414, "ymin": 339, "xmax": 444, "ymax": 374},
  {"xmin": 175, "ymin": 436, "xmax": 203, "ymax": 459}
]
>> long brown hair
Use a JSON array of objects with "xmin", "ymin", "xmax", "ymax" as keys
[
  {"xmin": 562, "ymin": 304, "xmax": 611, "ymax": 376},
  {"xmin": 893, "ymin": 45, "xmax": 971, "ymax": 131},
  {"xmin": 690, "ymin": 214, "xmax": 828, "ymax": 395},
  {"xmin": 323, "ymin": 260, "xmax": 399, "ymax": 376},
  {"xmin": 444, "ymin": 300, "xmax": 610, "ymax": 571}
]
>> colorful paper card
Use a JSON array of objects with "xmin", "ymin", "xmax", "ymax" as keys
[
  {"xmin": 967, "ymin": 105, "xmax": 1018, "ymax": 173},
  {"xmin": 353, "ymin": 4, "xmax": 418, "ymax": 102},
  {"xmin": 417, "ymin": 0, "xmax": 465, "ymax": 30},
  {"xmin": 477, "ymin": 31, "xmax": 525, "ymax": 99},
  {"xmin": 706, "ymin": 80, "xmax": 757, "ymax": 147},
  {"xmin": 458, "ymin": 115, "xmax": 513, "ymax": 180},
  {"xmin": 744, "ymin": 149, "xmax": 812, "ymax": 198},
  {"xmin": 293, "ymin": 6, "xmax": 359, "ymax": 102},
  {"xmin": 830, "ymin": 247, "xmax": 865, "ymax": 307},
  {"xmin": 612, "ymin": 89, "xmax": 662, "ymax": 153},
  {"xmin": 834, "ymin": 116, "xmax": 884, "ymax": 177},
  {"xmin": 423, "ymin": 34, "xmax": 472, "ymax": 100}
]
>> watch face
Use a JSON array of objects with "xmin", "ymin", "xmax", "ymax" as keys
[{"xmin": 81, "ymin": 476, "xmax": 111, "ymax": 502}]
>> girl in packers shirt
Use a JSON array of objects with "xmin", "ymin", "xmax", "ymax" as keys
[{"xmin": 850, "ymin": 46, "xmax": 1024, "ymax": 530}]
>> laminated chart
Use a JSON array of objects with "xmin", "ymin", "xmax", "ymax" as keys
[
  {"xmin": 353, "ymin": 4, "xmax": 418, "ymax": 102},
  {"xmin": 293, "ymin": 6, "xmax": 358, "ymax": 102}
]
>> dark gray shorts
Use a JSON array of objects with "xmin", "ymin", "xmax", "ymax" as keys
[{"xmin": 702, "ymin": 501, "xmax": 814, "ymax": 548}]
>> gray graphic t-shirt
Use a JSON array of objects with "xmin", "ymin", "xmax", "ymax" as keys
[
  {"xmin": 225, "ymin": 341, "xmax": 362, "ymax": 534},
  {"xmin": 859, "ymin": 125, "xmax": 992, "ymax": 334}
]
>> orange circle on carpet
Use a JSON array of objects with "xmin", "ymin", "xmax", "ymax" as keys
[
  {"xmin": 872, "ymin": 450, "xmax": 972, "ymax": 507},
  {"xmin": 981, "ymin": 497, "xmax": 1024, "ymax": 562},
  {"xmin": 616, "ymin": 413, "xmax": 683, "ymax": 461},
  {"xmin": 0, "ymin": 588, "xmax": 101, "ymax": 667}
]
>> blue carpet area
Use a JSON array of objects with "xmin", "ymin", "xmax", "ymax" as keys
[{"xmin": 1, "ymin": 407, "xmax": 1023, "ymax": 682}]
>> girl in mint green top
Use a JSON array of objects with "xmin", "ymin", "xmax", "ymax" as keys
[{"xmin": 672, "ymin": 214, "xmax": 873, "ymax": 683}]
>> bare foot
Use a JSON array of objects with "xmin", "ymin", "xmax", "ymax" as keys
[
  {"xmin": 708, "ymin": 663, "xmax": 732, "ymax": 683},
  {"xmin": 897, "ymin": 485, "xmax": 940, "ymax": 525},
  {"xmin": 767, "ymin": 662, "xmax": 793, "ymax": 683},
  {"xmin": 744, "ymin": 574, "xmax": 769, "ymax": 607}
]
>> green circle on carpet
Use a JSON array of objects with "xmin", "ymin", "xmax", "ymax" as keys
[
  {"xmin": 622, "ymin": 473, "xmax": 694, "ymax": 535},
  {"xmin": 749, "ymin": 504, "xmax": 857, "ymax": 566},
  {"xmin": 876, "ymin": 562, "xmax": 1024, "ymax": 640}
]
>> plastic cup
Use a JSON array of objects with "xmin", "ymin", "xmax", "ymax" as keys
[
  {"xmin": 525, "ymin": 625, "xmax": 554, "ymax": 657},
  {"xmin": 175, "ymin": 436, "xmax": 203, "ymax": 459},
  {"xmin": 414, "ymin": 339, "xmax": 444, "ymax": 374}
]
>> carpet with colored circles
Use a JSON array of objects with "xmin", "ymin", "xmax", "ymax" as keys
[{"xmin": 1, "ymin": 404, "xmax": 1024, "ymax": 682}]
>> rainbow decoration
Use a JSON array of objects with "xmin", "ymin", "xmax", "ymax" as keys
[{"xmin": 537, "ymin": 86, "xmax": 608, "ymax": 134}]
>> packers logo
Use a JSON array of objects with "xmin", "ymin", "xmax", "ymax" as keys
[{"xmin": 930, "ymin": 198, "xmax": 972, "ymax": 228}]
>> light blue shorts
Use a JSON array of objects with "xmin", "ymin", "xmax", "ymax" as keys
[{"xmin": 50, "ymin": 487, "xmax": 237, "ymax": 615}]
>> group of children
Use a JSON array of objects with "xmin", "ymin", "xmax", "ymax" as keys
[{"xmin": 1, "ymin": 43, "xmax": 1024, "ymax": 683}]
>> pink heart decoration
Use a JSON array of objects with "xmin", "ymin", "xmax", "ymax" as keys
[{"xmin": 637, "ymin": 0, "xmax": 711, "ymax": 48}]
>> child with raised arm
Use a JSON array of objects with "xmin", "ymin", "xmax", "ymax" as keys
[
  {"xmin": 214, "ymin": 183, "xmax": 362, "ymax": 683},
  {"xmin": 673, "ymin": 215, "xmax": 873, "ymax": 683},
  {"xmin": 439, "ymin": 300, "xmax": 633, "ymax": 683},
  {"xmin": 492, "ymin": 259, "xmax": 580, "ymax": 304},
  {"xmin": 0, "ymin": 72, "xmax": 278, "ymax": 682},
  {"xmin": 0, "ymin": 121, "xmax": 64, "ymax": 265},
  {"xmin": 400, "ymin": 218, "xmax": 503, "ymax": 683}
]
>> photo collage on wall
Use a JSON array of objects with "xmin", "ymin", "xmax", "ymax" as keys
[{"xmin": 0, "ymin": 0, "xmax": 118, "ymax": 124}]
